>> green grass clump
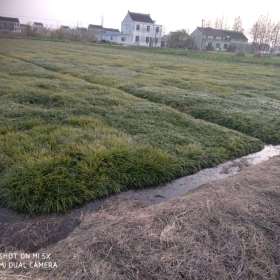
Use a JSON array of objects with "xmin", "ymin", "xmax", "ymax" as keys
[
  {"xmin": 0, "ymin": 38, "xmax": 276, "ymax": 215},
  {"xmin": 121, "ymin": 86, "xmax": 280, "ymax": 144},
  {"xmin": 0, "ymin": 146, "xmax": 179, "ymax": 214}
]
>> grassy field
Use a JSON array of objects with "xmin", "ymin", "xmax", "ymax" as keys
[{"xmin": 1, "ymin": 38, "xmax": 279, "ymax": 214}]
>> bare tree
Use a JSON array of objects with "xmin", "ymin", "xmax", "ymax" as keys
[
  {"xmin": 215, "ymin": 17, "xmax": 225, "ymax": 29},
  {"xmin": 271, "ymin": 22, "xmax": 280, "ymax": 48},
  {"xmin": 251, "ymin": 15, "xmax": 275, "ymax": 50},
  {"xmin": 251, "ymin": 21, "xmax": 260, "ymax": 44},
  {"xmin": 232, "ymin": 17, "xmax": 244, "ymax": 32},
  {"xmin": 205, "ymin": 20, "xmax": 212, "ymax": 28},
  {"xmin": 214, "ymin": 17, "xmax": 230, "ymax": 30}
]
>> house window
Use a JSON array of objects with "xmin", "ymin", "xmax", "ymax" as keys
[
  {"xmin": 135, "ymin": 36, "xmax": 140, "ymax": 42},
  {"xmin": 224, "ymin": 44, "xmax": 228, "ymax": 50},
  {"xmin": 156, "ymin": 27, "xmax": 159, "ymax": 33},
  {"xmin": 147, "ymin": 26, "xmax": 150, "ymax": 32},
  {"xmin": 216, "ymin": 43, "xmax": 221, "ymax": 49},
  {"xmin": 155, "ymin": 38, "xmax": 158, "ymax": 45},
  {"xmin": 136, "ymin": 24, "xmax": 140, "ymax": 31},
  {"xmin": 146, "ymin": 37, "xmax": 150, "ymax": 43},
  {"xmin": 121, "ymin": 37, "xmax": 126, "ymax": 42}
]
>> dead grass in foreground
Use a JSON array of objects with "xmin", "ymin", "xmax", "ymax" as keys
[{"xmin": 3, "ymin": 156, "xmax": 280, "ymax": 280}]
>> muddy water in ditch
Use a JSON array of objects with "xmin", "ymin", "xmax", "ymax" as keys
[
  {"xmin": 112, "ymin": 145, "xmax": 280, "ymax": 206},
  {"xmin": 1, "ymin": 145, "xmax": 279, "ymax": 252}
]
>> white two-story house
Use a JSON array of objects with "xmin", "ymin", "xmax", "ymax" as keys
[{"xmin": 121, "ymin": 11, "xmax": 162, "ymax": 47}]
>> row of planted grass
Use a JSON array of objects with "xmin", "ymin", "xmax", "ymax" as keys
[
  {"xmin": 0, "ymin": 47, "xmax": 263, "ymax": 214},
  {"xmin": 4, "ymin": 39, "xmax": 279, "ymax": 144},
  {"xmin": 121, "ymin": 85, "xmax": 280, "ymax": 144},
  {"xmin": 113, "ymin": 45, "xmax": 280, "ymax": 67}
]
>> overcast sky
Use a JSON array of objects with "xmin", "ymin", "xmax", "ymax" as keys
[{"xmin": 1, "ymin": 0, "xmax": 280, "ymax": 36}]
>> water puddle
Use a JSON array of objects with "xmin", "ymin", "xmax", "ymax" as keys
[{"xmin": 122, "ymin": 145, "xmax": 280, "ymax": 204}]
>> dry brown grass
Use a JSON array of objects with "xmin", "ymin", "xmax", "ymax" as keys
[{"xmin": 2, "ymin": 156, "xmax": 280, "ymax": 280}]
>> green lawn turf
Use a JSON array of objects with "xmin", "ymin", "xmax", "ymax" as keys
[{"xmin": 1, "ymin": 38, "xmax": 278, "ymax": 214}]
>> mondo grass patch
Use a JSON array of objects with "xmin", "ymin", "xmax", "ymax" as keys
[
  {"xmin": 121, "ymin": 85, "xmax": 280, "ymax": 144},
  {"xmin": 0, "ymin": 39, "xmax": 271, "ymax": 214},
  {"xmin": 0, "ymin": 146, "xmax": 180, "ymax": 214}
]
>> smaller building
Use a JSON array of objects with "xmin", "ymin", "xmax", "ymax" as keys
[
  {"xmin": 20, "ymin": 24, "xmax": 30, "ymax": 34},
  {"xmin": 88, "ymin": 24, "xmax": 104, "ymax": 41},
  {"xmin": 191, "ymin": 27, "xmax": 248, "ymax": 52},
  {"xmin": 58, "ymin": 26, "xmax": 72, "ymax": 38},
  {"xmin": 0, "ymin": 16, "xmax": 21, "ymax": 33},
  {"xmin": 61, "ymin": 25, "xmax": 70, "ymax": 31},
  {"xmin": 32, "ymin": 22, "xmax": 44, "ymax": 33},
  {"xmin": 88, "ymin": 25, "xmax": 127, "ymax": 43},
  {"xmin": 102, "ymin": 28, "xmax": 122, "ymax": 43}
]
